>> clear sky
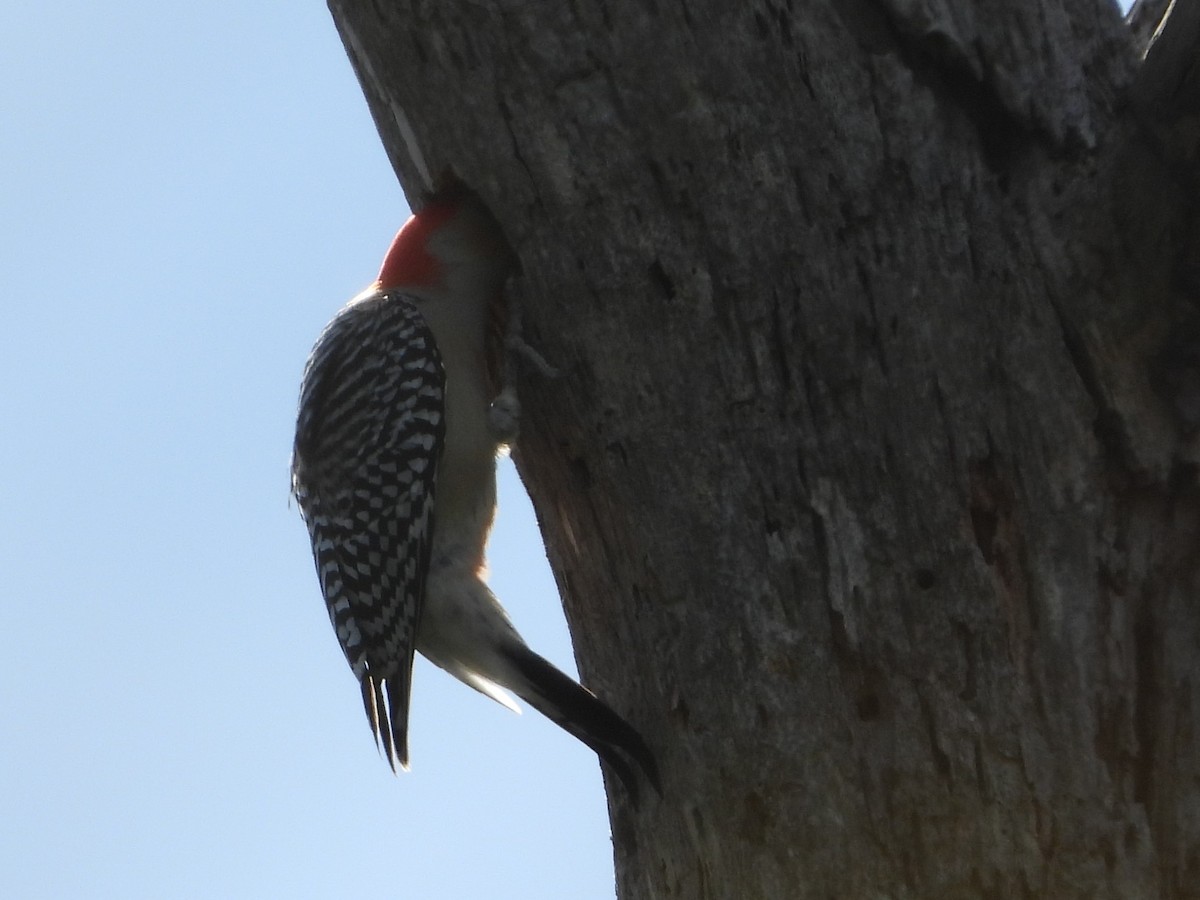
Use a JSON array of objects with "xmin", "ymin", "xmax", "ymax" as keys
[{"xmin": 1, "ymin": 4, "xmax": 621, "ymax": 899}]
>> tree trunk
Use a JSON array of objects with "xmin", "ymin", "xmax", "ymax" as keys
[{"xmin": 327, "ymin": 1, "xmax": 1200, "ymax": 896}]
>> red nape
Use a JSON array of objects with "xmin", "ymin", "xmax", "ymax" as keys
[{"xmin": 376, "ymin": 200, "xmax": 459, "ymax": 289}]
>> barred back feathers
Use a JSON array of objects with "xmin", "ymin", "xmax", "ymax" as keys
[{"xmin": 292, "ymin": 289, "xmax": 445, "ymax": 770}]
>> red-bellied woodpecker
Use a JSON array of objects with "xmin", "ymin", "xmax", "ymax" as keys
[{"xmin": 291, "ymin": 185, "xmax": 659, "ymax": 801}]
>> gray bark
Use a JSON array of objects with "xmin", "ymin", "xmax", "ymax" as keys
[{"xmin": 327, "ymin": 0, "xmax": 1200, "ymax": 896}]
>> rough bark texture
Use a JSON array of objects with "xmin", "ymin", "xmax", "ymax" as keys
[{"xmin": 327, "ymin": 1, "xmax": 1200, "ymax": 896}]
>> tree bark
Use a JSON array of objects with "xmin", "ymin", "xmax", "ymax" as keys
[{"xmin": 327, "ymin": 0, "xmax": 1200, "ymax": 896}]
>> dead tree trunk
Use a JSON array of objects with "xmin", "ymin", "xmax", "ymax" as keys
[{"xmin": 327, "ymin": 1, "xmax": 1200, "ymax": 896}]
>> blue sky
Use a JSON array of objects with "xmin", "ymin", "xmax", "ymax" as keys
[{"xmin": 0, "ymin": 5, "xmax": 620, "ymax": 898}]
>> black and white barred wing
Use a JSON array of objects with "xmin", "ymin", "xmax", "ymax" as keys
[{"xmin": 291, "ymin": 291, "xmax": 445, "ymax": 771}]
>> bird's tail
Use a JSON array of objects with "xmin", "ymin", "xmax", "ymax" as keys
[
  {"xmin": 508, "ymin": 647, "xmax": 661, "ymax": 804},
  {"xmin": 361, "ymin": 670, "xmax": 412, "ymax": 773}
]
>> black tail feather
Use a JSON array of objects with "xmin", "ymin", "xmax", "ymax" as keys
[
  {"xmin": 510, "ymin": 649, "xmax": 661, "ymax": 803},
  {"xmin": 360, "ymin": 671, "xmax": 411, "ymax": 772}
]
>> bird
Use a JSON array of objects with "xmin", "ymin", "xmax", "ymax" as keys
[{"xmin": 291, "ymin": 183, "xmax": 659, "ymax": 801}]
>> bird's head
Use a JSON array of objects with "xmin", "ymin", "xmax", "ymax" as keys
[{"xmin": 376, "ymin": 184, "xmax": 516, "ymax": 303}]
